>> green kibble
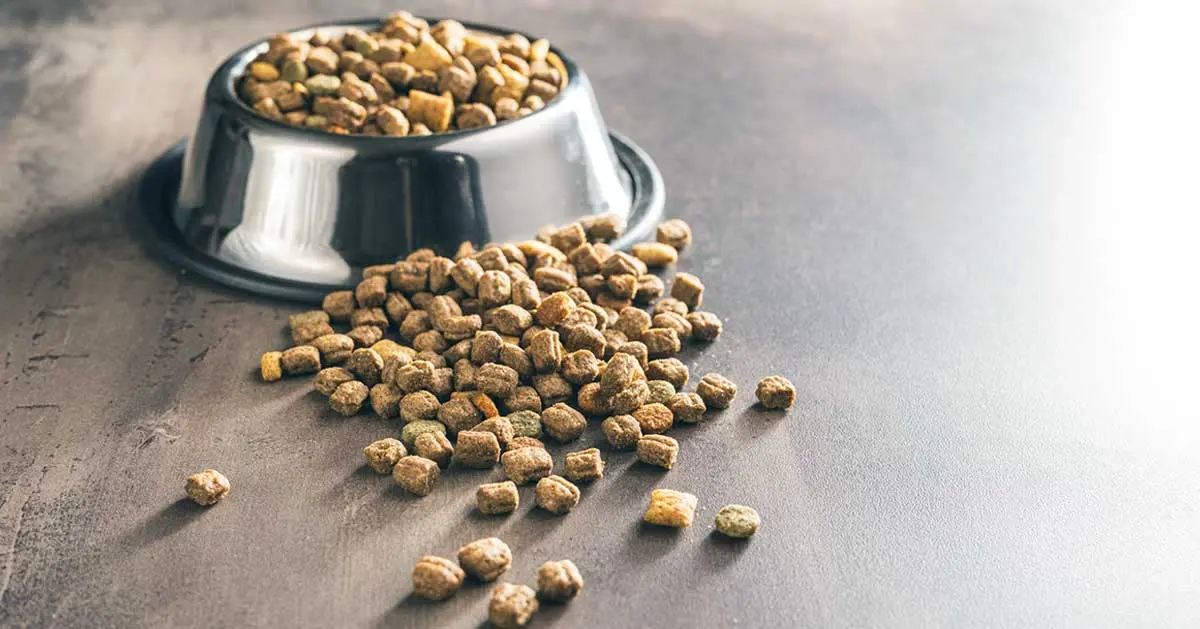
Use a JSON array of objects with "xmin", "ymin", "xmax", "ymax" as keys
[
  {"xmin": 646, "ymin": 379, "xmax": 676, "ymax": 405},
  {"xmin": 280, "ymin": 57, "xmax": 309, "ymax": 82},
  {"xmin": 714, "ymin": 504, "xmax": 761, "ymax": 539},
  {"xmin": 401, "ymin": 419, "xmax": 447, "ymax": 449},
  {"xmin": 305, "ymin": 74, "xmax": 342, "ymax": 95},
  {"xmin": 507, "ymin": 410, "xmax": 543, "ymax": 438}
]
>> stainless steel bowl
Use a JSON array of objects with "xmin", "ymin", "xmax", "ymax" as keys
[{"xmin": 139, "ymin": 18, "xmax": 663, "ymax": 302}]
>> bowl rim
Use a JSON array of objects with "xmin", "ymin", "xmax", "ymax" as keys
[{"xmin": 209, "ymin": 16, "xmax": 584, "ymax": 146}]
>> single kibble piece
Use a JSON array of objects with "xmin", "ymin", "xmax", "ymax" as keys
[
  {"xmin": 323, "ymin": 290, "xmax": 356, "ymax": 320},
  {"xmin": 535, "ymin": 475, "xmax": 580, "ymax": 515},
  {"xmin": 609, "ymin": 379, "xmax": 650, "ymax": 415},
  {"xmin": 471, "ymin": 391, "xmax": 502, "ymax": 418},
  {"xmin": 646, "ymin": 358, "xmax": 688, "ymax": 390},
  {"xmin": 509, "ymin": 436, "xmax": 545, "ymax": 450},
  {"xmin": 756, "ymin": 376, "xmax": 796, "ymax": 410},
  {"xmin": 602, "ymin": 415, "xmax": 641, "ymax": 449},
  {"xmin": 369, "ymin": 383, "xmax": 403, "ymax": 418},
  {"xmin": 260, "ymin": 351, "xmax": 283, "ymax": 382},
  {"xmin": 696, "ymin": 372, "xmax": 737, "ymax": 409},
  {"xmin": 330, "ymin": 380, "xmax": 369, "ymax": 416},
  {"xmin": 355, "ymin": 275, "xmax": 388, "ymax": 307},
  {"xmin": 535, "ymin": 291, "xmax": 576, "ymax": 327},
  {"xmin": 312, "ymin": 333, "xmax": 355, "ymax": 364},
  {"xmin": 472, "ymin": 330, "xmax": 504, "ymax": 364},
  {"xmin": 411, "ymin": 556, "xmax": 464, "ymax": 601},
  {"xmin": 345, "ymin": 348, "xmax": 384, "ymax": 386},
  {"xmin": 527, "ymin": 329, "xmax": 563, "ymax": 373},
  {"xmin": 615, "ymin": 341, "xmax": 648, "ymax": 370},
  {"xmin": 646, "ymin": 380, "xmax": 676, "ymax": 405},
  {"xmin": 641, "ymin": 328, "xmax": 681, "ymax": 359},
  {"xmin": 476, "ymin": 362, "xmax": 519, "ymax": 397},
  {"xmin": 668, "ymin": 392, "xmax": 707, "ymax": 423},
  {"xmin": 563, "ymin": 448, "xmax": 604, "ymax": 483},
  {"xmin": 472, "ymin": 416, "xmax": 515, "ymax": 450},
  {"xmin": 400, "ymin": 419, "xmax": 447, "ymax": 449},
  {"xmin": 507, "ymin": 409, "xmax": 543, "ymax": 438},
  {"xmin": 686, "ymin": 311, "xmax": 722, "ymax": 341},
  {"xmin": 352, "ymin": 307, "xmax": 389, "ymax": 329},
  {"xmin": 643, "ymin": 488, "xmax": 697, "ymax": 528},
  {"xmin": 631, "ymin": 242, "xmax": 678, "ymax": 267},
  {"xmin": 575, "ymin": 382, "xmax": 610, "ymax": 416},
  {"xmin": 560, "ymin": 349, "xmax": 602, "ymax": 385},
  {"xmin": 636, "ymin": 434, "xmax": 679, "ymax": 469},
  {"xmin": 455, "ymin": 430, "xmax": 501, "ymax": 468},
  {"xmin": 395, "ymin": 360, "xmax": 435, "ymax": 393},
  {"xmin": 476, "ymin": 480, "xmax": 520, "ymax": 515},
  {"xmin": 501, "ymin": 446, "xmax": 553, "ymax": 484},
  {"xmin": 347, "ymin": 324, "xmax": 385, "ymax": 348},
  {"xmin": 457, "ymin": 537, "xmax": 513, "ymax": 582},
  {"xmin": 669, "ymin": 273, "xmax": 704, "ymax": 310},
  {"xmin": 541, "ymin": 403, "xmax": 586, "ymax": 442},
  {"xmin": 536, "ymin": 560, "xmax": 584, "ymax": 602},
  {"xmin": 281, "ymin": 345, "xmax": 321, "ymax": 374},
  {"xmin": 413, "ymin": 431, "xmax": 454, "ymax": 468},
  {"xmin": 292, "ymin": 319, "xmax": 334, "ymax": 345},
  {"xmin": 652, "ymin": 311, "xmax": 692, "ymax": 339},
  {"xmin": 364, "ymin": 438, "xmax": 407, "ymax": 474},
  {"xmin": 653, "ymin": 297, "xmax": 689, "ymax": 317},
  {"xmin": 400, "ymin": 390, "xmax": 441, "ymax": 422},
  {"xmin": 489, "ymin": 582, "xmax": 539, "ymax": 629},
  {"xmin": 438, "ymin": 397, "xmax": 483, "ymax": 433},
  {"xmin": 656, "ymin": 218, "xmax": 692, "ymax": 250},
  {"xmin": 505, "ymin": 385, "xmax": 543, "ymax": 413},
  {"xmin": 392, "ymin": 455, "xmax": 440, "ymax": 496},
  {"xmin": 714, "ymin": 504, "xmax": 761, "ymax": 539},
  {"xmin": 600, "ymin": 352, "xmax": 645, "ymax": 396},
  {"xmin": 185, "ymin": 469, "xmax": 230, "ymax": 506}
]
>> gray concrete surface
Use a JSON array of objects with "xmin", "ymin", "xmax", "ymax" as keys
[{"xmin": 1, "ymin": 0, "xmax": 1197, "ymax": 627}]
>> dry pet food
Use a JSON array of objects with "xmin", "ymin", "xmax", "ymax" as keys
[
  {"xmin": 643, "ymin": 488, "xmax": 697, "ymax": 528},
  {"xmin": 454, "ymin": 430, "xmax": 501, "ymax": 468},
  {"xmin": 185, "ymin": 469, "xmax": 230, "ymax": 506},
  {"xmin": 457, "ymin": 537, "xmax": 512, "ymax": 581},
  {"xmin": 489, "ymin": 582, "xmax": 539, "ymax": 628},
  {"xmin": 364, "ymin": 437, "xmax": 407, "ymax": 473},
  {"xmin": 756, "ymin": 376, "xmax": 796, "ymax": 410},
  {"xmin": 714, "ymin": 504, "xmax": 761, "ymax": 539},
  {"xmin": 393, "ymin": 455, "xmax": 440, "ymax": 496},
  {"xmin": 535, "ymin": 475, "xmax": 580, "ymax": 515},
  {"xmin": 636, "ymin": 434, "xmax": 679, "ymax": 470},
  {"xmin": 412, "ymin": 555, "xmax": 465, "ymax": 600},
  {"xmin": 413, "ymin": 430, "xmax": 454, "ymax": 468},
  {"xmin": 536, "ymin": 559, "xmax": 583, "ymax": 602},
  {"xmin": 602, "ymin": 415, "xmax": 641, "ymax": 449},
  {"xmin": 476, "ymin": 480, "xmax": 520, "ymax": 515},
  {"xmin": 668, "ymin": 392, "xmax": 706, "ymax": 423},
  {"xmin": 563, "ymin": 448, "xmax": 604, "ymax": 483},
  {"xmin": 696, "ymin": 372, "xmax": 737, "ymax": 409}
]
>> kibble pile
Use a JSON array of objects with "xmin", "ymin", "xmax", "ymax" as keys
[
  {"xmin": 238, "ymin": 11, "xmax": 566, "ymax": 136},
  {"xmin": 220, "ymin": 213, "xmax": 794, "ymax": 626}
]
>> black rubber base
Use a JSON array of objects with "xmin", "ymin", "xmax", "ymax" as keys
[{"xmin": 137, "ymin": 131, "xmax": 664, "ymax": 304}]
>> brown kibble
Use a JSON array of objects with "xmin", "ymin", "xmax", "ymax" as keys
[
  {"xmin": 323, "ymin": 290, "xmax": 356, "ymax": 321},
  {"xmin": 575, "ymin": 382, "xmax": 610, "ymax": 416},
  {"xmin": 455, "ymin": 430, "xmax": 501, "ymax": 468},
  {"xmin": 498, "ymin": 343, "xmax": 534, "ymax": 380},
  {"xmin": 456, "ymin": 102, "xmax": 497, "ymax": 128},
  {"xmin": 472, "ymin": 330, "xmax": 504, "ymax": 364},
  {"xmin": 369, "ymin": 383, "xmax": 403, "ymax": 418},
  {"xmin": 314, "ymin": 366, "xmax": 356, "ymax": 396},
  {"xmin": 536, "ymin": 560, "xmax": 583, "ymax": 603},
  {"xmin": 412, "ymin": 431, "xmax": 454, "ymax": 468},
  {"xmin": 351, "ymin": 307, "xmax": 389, "ymax": 329},
  {"xmin": 281, "ymin": 345, "xmax": 321, "ymax": 374},
  {"xmin": 533, "ymin": 266, "xmax": 576, "ymax": 292},
  {"xmin": 669, "ymin": 272, "xmax": 704, "ymax": 309},
  {"xmin": 345, "ymin": 348, "xmax": 384, "ymax": 386},
  {"xmin": 330, "ymin": 380, "xmax": 369, "ymax": 416},
  {"xmin": 260, "ymin": 351, "xmax": 283, "ymax": 382},
  {"xmin": 311, "ymin": 333, "xmax": 355, "ymax": 364},
  {"xmin": 584, "ymin": 212, "xmax": 623, "ymax": 242},
  {"xmin": 504, "ymin": 386, "xmax": 543, "ymax": 413},
  {"xmin": 404, "ymin": 35, "xmax": 453, "ymax": 72},
  {"xmin": 632, "ymin": 402, "xmax": 674, "ymax": 434},
  {"xmin": 477, "ymin": 270, "xmax": 511, "ymax": 307},
  {"xmin": 600, "ymin": 329, "xmax": 627, "ymax": 358},
  {"xmin": 400, "ymin": 390, "xmax": 440, "ymax": 422},
  {"xmin": 412, "ymin": 555, "xmax": 464, "ymax": 600},
  {"xmin": 450, "ymin": 257, "xmax": 485, "ymax": 295},
  {"xmin": 292, "ymin": 320, "xmax": 334, "ymax": 345},
  {"xmin": 600, "ymin": 251, "xmax": 645, "ymax": 278},
  {"xmin": 541, "ymin": 402, "xmax": 586, "ymax": 442},
  {"xmin": 685, "ymin": 311, "xmax": 722, "ymax": 341},
  {"xmin": 440, "ymin": 65, "xmax": 476, "ymax": 102},
  {"xmin": 463, "ymin": 34, "xmax": 500, "ymax": 67},
  {"xmin": 534, "ymin": 475, "xmax": 580, "ymax": 515},
  {"xmin": 364, "ymin": 438, "xmax": 407, "ymax": 474},
  {"xmin": 457, "ymin": 537, "xmax": 513, "ymax": 582},
  {"xmin": 395, "ymin": 360, "xmax": 435, "ymax": 393},
  {"xmin": 526, "ymin": 78, "xmax": 558, "ymax": 101},
  {"xmin": 669, "ymin": 392, "xmax": 707, "ymax": 423},
  {"xmin": 564, "ymin": 325, "xmax": 606, "ymax": 359},
  {"xmin": 634, "ymin": 274, "xmax": 664, "ymax": 303},
  {"xmin": 656, "ymin": 219, "xmax": 692, "ymax": 250},
  {"xmin": 653, "ymin": 297, "xmax": 689, "ymax": 317},
  {"xmin": 606, "ymin": 274, "xmax": 638, "ymax": 300},
  {"xmin": 501, "ymin": 445, "xmax": 553, "ymax": 484},
  {"xmin": 377, "ymin": 105, "xmax": 410, "ymax": 135},
  {"xmin": 563, "ymin": 448, "xmax": 604, "ymax": 483},
  {"xmin": 612, "ymin": 307, "xmax": 652, "ymax": 341},
  {"xmin": 390, "ymin": 260, "xmax": 430, "ymax": 294},
  {"xmin": 440, "ymin": 314, "xmax": 482, "ymax": 341},
  {"xmin": 643, "ymin": 488, "xmax": 697, "ymax": 527},
  {"xmin": 697, "ymin": 372, "xmax": 737, "ymax": 409},
  {"xmin": 652, "ymin": 311, "xmax": 692, "ymax": 339},
  {"xmin": 600, "ymin": 352, "xmax": 645, "ymax": 396},
  {"xmin": 528, "ymin": 328, "xmax": 563, "ymax": 373},
  {"xmin": 534, "ymin": 291, "xmax": 576, "ymax": 327},
  {"xmin": 602, "ymin": 415, "xmax": 641, "ymax": 449},
  {"xmin": 489, "ymin": 582, "xmax": 539, "ymax": 628},
  {"xmin": 491, "ymin": 304, "xmax": 533, "ymax": 336},
  {"xmin": 438, "ymin": 396, "xmax": 483, "ymax": 433},
  {"xmin": 642, "ymin": 327, "xmax": 681, "ymax": 359},
  {"xmin": 756, "ymin": 376, "xmax": 796, "ymax": 410},
  {"xmin": 254, "ymin": 97, "xmax": 284, "ymax": 121},
  {"xmin": 476, "ymin": 480, "xmax": 520, "ymax": 515},
  {"xmin": 346, "ymin": 324, "xmax": 384, "ymax": 348},
  {"xmin": 646, "ymin": 358, "xmax": 688, "ymax": 390},
  {"xmin": 560, "ymin": 349, "xmax": 602, "ymax": 385},
  {"xmin": 471, "ymin": 390, "xmax": 502, "ymax": 418},
  {"xmin": 508, "ymin": 436, "xmax": 545, "ymax": 451},
  {"xmin": 615, "ymin": 341, "xmax": 648, "ymax": 370},
  {"xmin": 185, "ymin": 469, "xmax": 230, "ymax": 506},
  {"xmin": 412, "ymin": 329, "xmax": 447, "ymax": 353},
  {"xmin": 393, "ymin": 455, "xmax": 440, "ymax": 496},
  {"xmin": 385, "ymin": 291, "xmax": 413, "ymax": 322},
  {"xmin": 472, "ymin": 416, "xmax": 515, "ymax": 450}
]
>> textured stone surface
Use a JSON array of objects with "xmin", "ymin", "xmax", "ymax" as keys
[{"xmin": 1, "ymin": 1, "xmax": 1197, "ymax": 628}]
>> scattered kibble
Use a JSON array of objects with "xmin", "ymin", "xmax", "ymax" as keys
[
  {"xmin": 636, "ymin": 434, "xmax": 679, "ymax": 470},
  {"xmin": 489, "ymin": 582, "xmax": 539, "ymax": 628},
  {"xmin": 655, "ymin": 219, "xmax": 692, "ymax": 250},
  {"xmin": 185, "ymin": 469, "xmax": 230, "ymax": 506},
  {"xmin": 632, "ymin": 402, "xmax": 674, "ymax": 434},
  {"xmin": 411, "ymin": 555, "xmax": 465, "ymax": 600},
  {"xmin": 364, "ymin": 438, "xmax": 407, "ymax": 473},
  {"xmin": 756, "ymin": 376, "xmax": 796, "ymax": 410},
  {"xmin": 413, "ymin": 430, "xmax": 454, "ymax": 468},
  {"xmin": 536, "ymin": 559, "xmax": 583, "ymax": 602},
  {"xmin": 601, "ymin": 415, "xmax": 642, "ymax": 449},
  {"xmin": 501, "ymin": 445, "xmax": 553, "ymax": 484},
  {"xmin": 476, "ymin": 480, "xmax": 520, "ymax": 515},
  {"xmin": 714, "ymin": 504, "xmax": 761, "ymax": 539},
  {"xmin": 260, "ymin": 351, "xmax": 283, "ymax": 382},
  {"xmin": 563, "ymin": 448, "xmax": 604, "ymax": 483},
  {"xmin": 454, "ymin": 430, "xmax": 501, "ymax": 468},
  {"xmin": 393, "ymin": 455, "xmax": 439, "ymax": 496},
  {"xmin": 457, "ymin": 537, "xmax": 512, "ymax": 581},
  {"xmin": 696, "ymin": 372, "xmax": 737, "ymax": 409},
  {"xmin": 330, "ymin": 380, "xmax": 369, "ymax": 415},
  {"xmin": 535, "ymin": 475, "xmax": 580, "ymax": 515},
  {"xmin": 643, "ymin": 488, "xmax": 697, "ymax": 528}
]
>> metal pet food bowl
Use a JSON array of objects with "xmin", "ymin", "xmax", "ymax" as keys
[{"xmin": 138, "ymin": 18, "xmax": 664, "ymax": 302}]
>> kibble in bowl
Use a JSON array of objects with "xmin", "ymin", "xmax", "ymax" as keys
[{"xmin": 165, "ymin": 13, "xmax": 664, "ymax": 298}]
